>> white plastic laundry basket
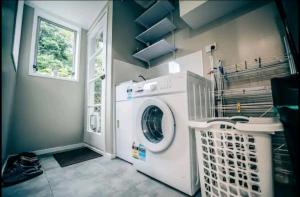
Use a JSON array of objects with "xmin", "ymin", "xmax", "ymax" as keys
[{"xmin": 191, "ymin": 117, "xmax": 283, "ymax": 197}]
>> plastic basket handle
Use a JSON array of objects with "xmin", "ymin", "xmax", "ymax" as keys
[
  {"xmin": 205, "ymin": 119, "xmax": 236, "ymax": 128},
  {"xmin": 230, "ymin": 116, "xmax": 249, "ymax": 122}
]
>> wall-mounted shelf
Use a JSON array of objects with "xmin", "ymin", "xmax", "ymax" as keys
[
  {"xmin": 136, "ymin": 18, "xmax": 176, "ymax": 45},
  {"xmin": 135, "ymin": 0, "xmax": 175, "ymax": 28},
  {"xmin": 133, "ymin": 39, "xmax": 175, "ymax": 64}
]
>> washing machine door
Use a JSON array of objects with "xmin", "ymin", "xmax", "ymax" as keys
[{"xmin": 136, "ymin": 98, "xmax": 175, "ymax": 152}]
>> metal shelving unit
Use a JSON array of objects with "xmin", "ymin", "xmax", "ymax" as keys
[
  {"xmin": 213, "ymin": 55, "xmax": 291, "ymax": 117},
  {"xmin": 133, "ymin": 0, "xmax": 176, "ymax": 65},
  {"xmin": 135, "ymin": 17, "xmax": 176, "ymax": 45},
  {"xmin": 222, "ymin": 57, "xmax": 290, "ymax": 82},
  {"xmin": 135, "ymin": 0, "xmax": 175, "ymax": 28},
  {"xmin": 133, "ymin": 39, "xmax": 176, "ymax": 64}
]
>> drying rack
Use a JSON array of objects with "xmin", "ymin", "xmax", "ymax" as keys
[
  {"xmin": 210, "ymin": 52, "xmax": 296, "ymax": 191},
  {"xmin": 213, "ymin": 55, "xmax": 291, "ymax": 118},
  {"xmin": 222, "ymin": 55, "xmax": 290, "ymax": 82}
]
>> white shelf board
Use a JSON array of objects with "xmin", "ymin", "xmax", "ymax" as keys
[
  {"xmin": 136, "ymin": 17, "xmax": 176, "ymax": 44},
  {"xmin": 135, "ymin": 0, "xmax": 175, "ymax": 28},
  {"xmin": 133, "ymin": 39, "xmax": 176, "ymax": 63}
]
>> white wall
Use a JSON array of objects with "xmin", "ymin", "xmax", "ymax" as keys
[
  {"xmin": 113, "ymin": 59, "xmax": 147, "ymax": 85},
  {"xmin": 113, "ymin": 50, "xmax": 204, "ymax": 85},
  {"xmin": 143, "ymin": 50, "xmax": 204, "ymax": 79},
  {"xmin": 9, "ymin": 5, "xmax": 87, "ymax": 154}
]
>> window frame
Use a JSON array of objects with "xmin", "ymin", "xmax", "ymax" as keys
[{"xmin": 29, "ymin": 8, "xmax": 81, "ymax": 82}]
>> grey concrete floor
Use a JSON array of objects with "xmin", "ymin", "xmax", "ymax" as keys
[{"xmin": 2, "ymin": 154, "xmax": 199, "ymax": 197}]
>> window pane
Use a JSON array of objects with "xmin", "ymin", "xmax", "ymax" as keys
[
  {"xmin": 35, "ymin": 17, "xmax": 76, "ymax": 79},
  {"xmin": 88, "ymin": 79, "xmax": 102, "ymax": 105},
  {"xmin": 88, "ymin": 52, "xmax": 104, "ymax": 79},
  {"xmin": 94, "ymin": 93, "xmax": 101, "ymax": 104},
  {"xmin": 96, "ymin": 32, "xmax": 103, "ymax": 51},
  {"xmin": 89, "ymin": 32, "xmax": 103, "ymax": 55},
  {"xmin": 87, "ymin": 84, "xmax": 94, "ymax": 105},
  {"xmin": 95, "ymin": 106, "xmax": 101, "ymax": 133},
  {"xmin": 95, "ymin": 53, "xmax": 104, "ymax": 77},
  {"xmin": 94, "ymin": 78, "xmax": 102, "ymax": 93}
]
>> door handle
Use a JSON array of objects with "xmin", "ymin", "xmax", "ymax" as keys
[
  {"xmin": 117, "ymin": 120, "xmax": 119, "ymax": 128},
  {"xmin": 100, "ymin": 74, "xmax": 105, "ymax": 80}
]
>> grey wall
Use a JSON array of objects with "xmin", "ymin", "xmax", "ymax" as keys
[
  {"xmin": 150, "ymin": 2, "xmax": 286, "ymax": 81},
  {"xmin": 2, "ymin": 0, "xmax": 18, "ymax": 161},
  {"xmin": 112, "ymin": 0, "xmax": 145, "ymax": 67},
  {"xmin": 8, "ymin": 5, "xmax": 87, "ymax": 154},
  {"xmin": 110, "ymin": 1, "xmax": 286, "ymax": 82}
]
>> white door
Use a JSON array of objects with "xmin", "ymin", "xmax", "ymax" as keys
[{"xmin": 84, "ymin": 11, "xmax": 107, "ymax": 151}]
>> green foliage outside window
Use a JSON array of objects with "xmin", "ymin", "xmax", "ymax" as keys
[
  {"xmin": 35, "ymin": 18, "xmax": 76, "ymax": 78},
  {"xmin": 93, "ymin": 53, "xmax": 104, "ymax": 104}
]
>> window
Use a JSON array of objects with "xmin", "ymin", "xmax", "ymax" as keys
[{"xmin": 29, "ymin": 9, "xmax": 80, "ymax": 81}]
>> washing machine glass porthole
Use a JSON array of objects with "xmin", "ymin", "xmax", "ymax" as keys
[{"xmin": 141, "ymin": 105, "xmax": 164, "ymax": 143}]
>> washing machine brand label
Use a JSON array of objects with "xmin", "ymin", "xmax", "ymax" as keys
[{"xmin": 138, "ymin": 144, "xmax": 146, "ymax": 161}]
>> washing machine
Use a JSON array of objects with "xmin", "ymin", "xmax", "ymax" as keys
[
  {"xmin": 131, "ymin": 71, "xmax": 213, "ymax": 196},
  {"xmin": 116, "ymin": 81, "xmax": 135, "ymax": 163}
]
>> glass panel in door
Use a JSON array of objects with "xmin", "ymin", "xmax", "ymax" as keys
[
  {"xmin": 87, "ymin": 31, "xmax": 105, "ymax": 134},
  {"xmin": 88, "ymin": 31, "xmax": 103, "ymax": 58},
  {"xmin": 141, "ymin": 105, "xmax": 164, "ymax": 143}
]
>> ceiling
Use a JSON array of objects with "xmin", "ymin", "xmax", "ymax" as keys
[{"xmin": 25, "ymin": 1, "xmax": 107, "ymax": 30}]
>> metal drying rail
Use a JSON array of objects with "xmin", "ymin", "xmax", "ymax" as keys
[
  {"xmin": 221, "ymin": 56, "xmax": 290, "ymax": 81},
  {"xmin": 214, "ymin": 55, "xmax": 292, "ymax": 117}
]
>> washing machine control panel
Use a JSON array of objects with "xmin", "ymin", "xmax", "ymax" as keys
[
  {"xmin": 159, "ymin": 78, "xmax": 172, "ymax": 90},
  {"xmin": 132, "ymin": 73, "xmax": 186, "ymax": 97}
]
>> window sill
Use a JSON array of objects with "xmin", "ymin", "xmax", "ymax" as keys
[{"xmin": 28, "ymin": 72, "xmax": 79, "ymax": 82}]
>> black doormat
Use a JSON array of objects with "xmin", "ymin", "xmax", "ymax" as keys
[{"xmin": 53, "ymin": 147, "xmax": 102, "ymax": 167}]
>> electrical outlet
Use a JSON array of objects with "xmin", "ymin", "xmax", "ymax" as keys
[{"xmin": 205, "ymin": 43, "xmax": 217, "ymax": 53}]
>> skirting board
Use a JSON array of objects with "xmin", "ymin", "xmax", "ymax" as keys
[
  {"xmin": 83, "ymin": 143, "xmax": 116, "ymax": 159},
  {"xmin": 33, "ymin": 142, "xmax": 116, "ymax": 159},
  {"xmin": 33, "ymin": 143, "xmax": 85, "ymax": 155}
]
